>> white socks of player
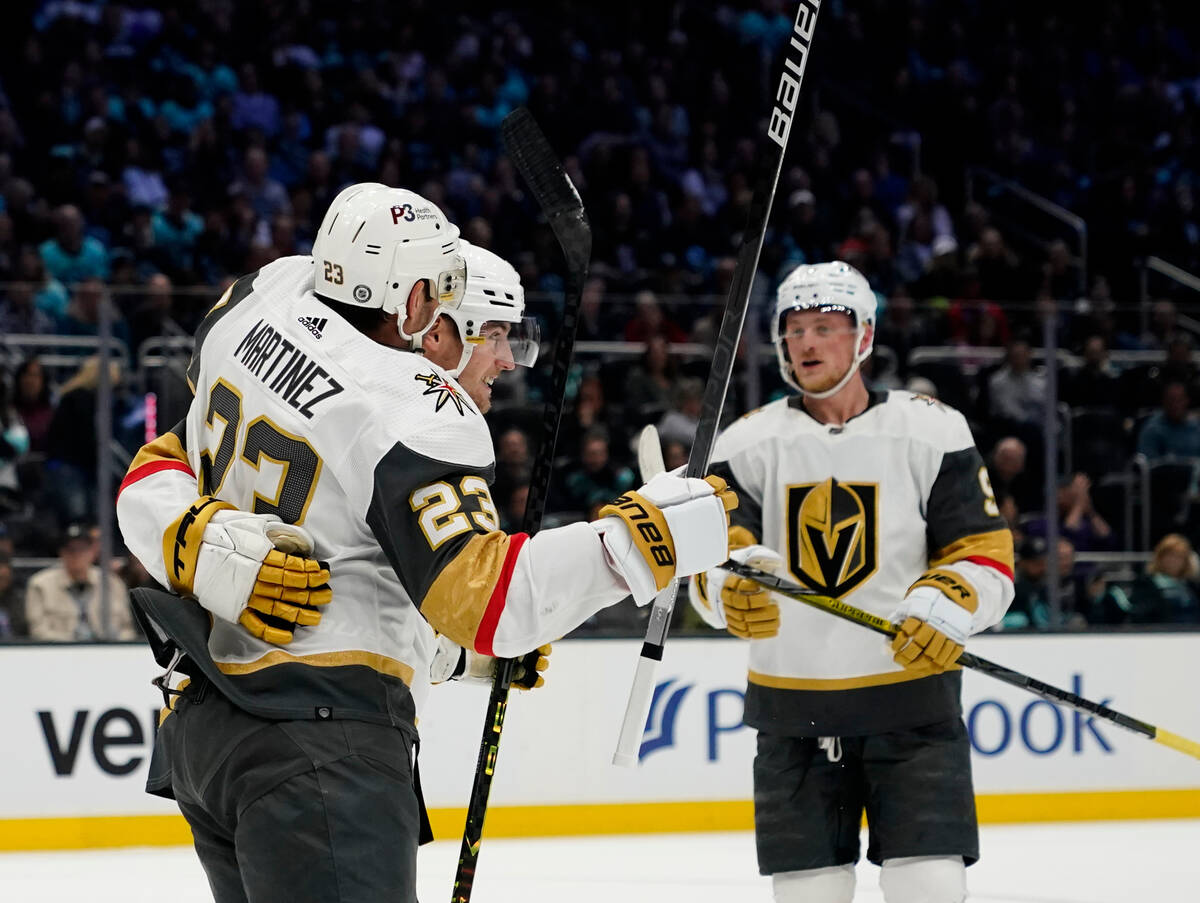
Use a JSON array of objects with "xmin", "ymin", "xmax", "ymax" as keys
[{"xmin": 772, "ymin": 856, "xmax": 965, "ymax": 903}]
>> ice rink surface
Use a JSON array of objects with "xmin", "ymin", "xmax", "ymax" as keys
[{"xmin": 1, "ymin": 820, "xmax": 1197, "ymax": 902}]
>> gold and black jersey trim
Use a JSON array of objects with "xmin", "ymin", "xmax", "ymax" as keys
[
  {"xmin": 418, "ymin": 531, "xmax": 513, "ymax": 649},
  {"xmin": 931, "ymin": 528, "xmax": 1015, "ymax": 580},
  {"xmin": 187, "ymin": 271, "xmax": 259, "ymax": 392},
  {"xmin": 926, "ymin": 446, "xmax": 1009, "ymax": 556},
  {"xmin": 215, "ymin": 649, "xmax": 415, "ymax": 686},
  {"xmin": 128, "ymin": 420, "xmax": 189, "ymax": 472}
]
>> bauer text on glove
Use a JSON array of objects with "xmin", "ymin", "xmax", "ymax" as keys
[{"xmin": 593, "ymin": 471, "xmax": 737, "ymax": 605}]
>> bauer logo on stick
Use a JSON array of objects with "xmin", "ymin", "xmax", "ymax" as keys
[{"xmin": 768, "ymin": 0, "xmax": 821, "ymax": 148}]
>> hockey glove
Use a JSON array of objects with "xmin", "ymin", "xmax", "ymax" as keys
[
  {"xmin": 431, "ymin": 633, "xmax": 551, "ymax": 690},
  {"xmin": 690, "ymin": 540, "xmax": 783, "ymax": 639},
  {"xmin": 165, "ymin": 500, "xmax": 332, "ymax": 646},
  {"xmin": 594, "ymin": 470, "xmax": 738, "ymax": 605},
  {"xmin": 888, "ymin": 580, "xmax": 975, "ymax": 673}
]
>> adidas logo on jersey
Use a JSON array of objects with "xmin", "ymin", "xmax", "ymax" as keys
[{"xmin": 297, "ymin": 316, "xmax": 328, "ymax": 339}]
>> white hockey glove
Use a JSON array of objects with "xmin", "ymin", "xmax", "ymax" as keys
[
  {"xmin": 594, "ymin": 470, "xmax": 737, "ymax": 605},
  {"xmin": 165, "ymin": 500, "xmax": 332, "ymax": 646},
  {"xmin": 690, "ymin": 543, "xmax": 784, "ymax": 639},
  {"xmin": 430, "ymin": 633, "xmax": 551, "ymax": 691},
  {"xmin": 888, "ymin": 577, "xmax": 976, "ymax": 673}
]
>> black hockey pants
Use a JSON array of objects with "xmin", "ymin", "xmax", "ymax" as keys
[{"xmin": 154, "ymin": 675, "xmax": 421, "ymax": 902}]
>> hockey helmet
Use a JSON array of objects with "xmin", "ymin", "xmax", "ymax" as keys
[
  {"xmin": 312, "ymin": 183, "xmax": 467, "ymax": 345},
  {"xmin": 770, "ymin": 260, "xmax": 877, "ymax": 398},
  {"xmin": 438, "ymin": 240, "xmax": 540, "ymax": 377}
]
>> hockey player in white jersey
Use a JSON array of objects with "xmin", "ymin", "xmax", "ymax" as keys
[
  {"xmin": 116, "ymin": 183, "xmax": 737, "ymax": 903},
  {"xmin": 688, "ymin": 261, "xmax": 1014, "ymax": 903}
]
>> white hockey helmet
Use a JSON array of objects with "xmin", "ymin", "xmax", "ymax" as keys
[
  {"xmin": 312, "ymin": 183, "xmax": 467, "ymax": 345},
  {"xmin": 438, "ymin": 240, "xmax": 540, "ymax": 377},
  {"xmin": 770, "ymin": 260, "xmax": 876, "ymax": 398}
]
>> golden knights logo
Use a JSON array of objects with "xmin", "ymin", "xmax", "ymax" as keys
[
  {"xmin": 414, "ymin": 371, "xmax": 471, "ymax": 415},
  {"xmin": 785, "ymin": 478, "xmax": 878, "ymax": 596}
]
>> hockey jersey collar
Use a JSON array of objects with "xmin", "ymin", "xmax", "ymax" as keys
[{"xmin": 787, "ymin": 388, "xmax": 889, "ymax": 427}]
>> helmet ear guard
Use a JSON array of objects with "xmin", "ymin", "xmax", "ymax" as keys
[{"xmin": 770, "ymin": 260, "xmax": 877, "ymax": 398}]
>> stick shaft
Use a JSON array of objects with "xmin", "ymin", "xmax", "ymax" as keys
[
  {"xmin": 726, "ymin": 560, "xmax": 1199, "ymax": 757},
  {"xmin": 453, "ymin": 108, "xmax": 591, "ymax": 902},
  {"xmin": 614, "ymin": 0, "xmax": 825, "ymax": 767}
]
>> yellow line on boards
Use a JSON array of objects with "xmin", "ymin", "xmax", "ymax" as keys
[{"xmin": 4, "ymin": 790, "xmax": 1200, "ymax": 852}]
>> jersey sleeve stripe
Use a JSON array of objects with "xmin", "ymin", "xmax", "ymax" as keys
[
  {"xmin": 963, "ymin": 554, "xmax": 1015, "ymax": 580},
  {"xmin": 474, "ymin": 531, "xmax": 529, "ymax": 657},
  {"xmin": 930, "ymin": 529, "xmax": 1014, "ymax": 577},
  {"xmin": 419, "ymin": 530, "xmax": 514, "ymax": 652},
  {"xmin": 118, "ymin": 459, "xmax": 195, "ymax": 499}
]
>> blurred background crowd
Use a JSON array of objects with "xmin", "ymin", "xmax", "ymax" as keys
[{"xmin": 2, "ymin": 0, "xmax": 1199, "ymax": 640}]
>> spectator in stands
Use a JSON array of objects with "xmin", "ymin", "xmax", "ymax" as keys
[
  {"xmin": 59, "ymin": 277, "xmax": 132, "ymax": 355},
  {"xmin": 44, "ymin": 356, "xmax": 123, "ymax": 524},
  {"xmin": 150, "ymin": 181, "xmax": 204, "ymax": 281},
  {"xmin": 38, "ymin": 204, "xmax": 109, "ymax": 285},
  {"xmin": 1023, "ymin": 473, "xmax": 1115, "ymax": 563},
  {"xmin": 561, "ymin": 426, "xmax": 636, "ymax": 519},
  {"xmin": 15, "ymin": 247, "xmax": 70, "ymax": 324},
  {"xmin": 12, "ymin": 358, "xmax": 53, "ymax": 453},
  {"xmin": 0, "ymin": 278, "xmax": 56, "ymax": 334},
  {"xmin": 623, "ymin": 290, "xmax": 687, "ymax": 344},
  {"xmin": 0, "ymin": 553, "xmax": 26, "ymax": 638},
  {"xmin": 1001, "ymin": 534, "xmax": 1089, "ymax": 630},
  {"xmin": 946, "ymin": 271, "xmax": 1011, "ymax": 347},
  {"xmin": 656, "ymin": 376, "xmax": 704, "ymax": 450},
  {"xmin": 969, "ymin": 226, "xmax": 1024, "ymax": 303},
  {"xmin": 1064, "ymin": 335, "xmax": 1120, "ymax": 409},
  {"xmin": 1155, "ymin": 334, "xmax": 1200, "ymax": 402},
  {"xmin": 126, "ymin": 273, "xmax": 174, "ymax": 358},
  {"xmin": 623, "ymin": 336, "xmax": 681, "ymax": 425},
  {"xmin": 229, "ymin": 147, "xmax": 291, "ymax": 224},
  {"xmin": 1129, "ymin": 533, "xmax": 1200, "ymax": 624},
  {"xmin": 987, "ymin": 436, "xmax": 1040, "ymax": 514},
  {"xmin": 873, "ymin": 287, "xmax": 938, "ymax": 380},
  {"xmin": 1137, "ymin": 380, "xmax": 1200, "ymax": 459},
  {"xmin": 230, "ymin": 63, "xmax": 280, "ymax": 137},
  {"xmin": 1140, "ymin": 299, "xmax": 1179, "ymax": 351},
  {"xmin": 24, "ymin": 522, "xmax": 134, "ymax": 641},
  {"xmin": 988, "ymin": 336, "xmax": 1046, "ymax": 427},
  {"xmin": 492, "ymin": 426, "xmax": 531, "ymax": 512}
]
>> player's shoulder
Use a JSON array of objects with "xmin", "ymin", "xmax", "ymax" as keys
[
  {"xmin": 876, "ymin": 389, "xmax": 974, "ymax": 450},
  {"xmin": 714, "ymin": 396, "xmax": 794, "ymax": 457},
  {"xmin": 352, "ymin": 353, "xmax": 494, "ymax": 470}
]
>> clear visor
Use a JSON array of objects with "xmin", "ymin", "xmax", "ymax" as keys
[
  {"xmin": 471, "ymin": 317, "xmax": 540, "ymax": 367},
  {"xmin": 778, "ymin": 304, "xmax": 857, "ymax": 341},
  {"xmin": 435, "ymin": 255, "xmax": 468, "ymax": 307}
]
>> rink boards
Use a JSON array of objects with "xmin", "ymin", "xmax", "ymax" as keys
[{"xmin": 2, "ymin": 634, "xmax": 1199, "ymax": 851}]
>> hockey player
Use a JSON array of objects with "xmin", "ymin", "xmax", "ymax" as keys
[
  {"xmin": 688, "ymin": 261, "xmax": 1014, "ymax": 903},
  {"xmin": 116, "ymin": 183, "xmax": 737, "ymax": 903}
]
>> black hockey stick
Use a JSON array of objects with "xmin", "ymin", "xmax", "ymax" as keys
[
  {"xmin": 452, "ymin": 107, "xmax": 591, "ymax": 903},
  {"xmin": 725, "ymin": 560, "xmax": 1200, "ymax": 761},
  {"xmin": 613, "ymin": 0, "xmax": 825, "ymax": 767}
]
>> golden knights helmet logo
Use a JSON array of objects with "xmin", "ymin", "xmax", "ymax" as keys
[{"xmin": 786, "ymin": 478, "xmax": 878, "ymax": 596}]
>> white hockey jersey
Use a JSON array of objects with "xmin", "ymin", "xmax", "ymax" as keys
[
  {"xmin": 693, "ymin": 390, "xmax": 1014, "ymax": 736},
  {"xmin": 117, "ymin": 255, "xmax": 634, "ymax": 729}
]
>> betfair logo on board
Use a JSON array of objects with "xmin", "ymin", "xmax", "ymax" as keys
[{"xmin": 785, "ymin": 478, "xmax": 878, "ymax": 597}]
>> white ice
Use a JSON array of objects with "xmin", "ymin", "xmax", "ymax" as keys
[{"xmin": 1, "ymin": 821, "xmax": 1197, "ymax": 902}]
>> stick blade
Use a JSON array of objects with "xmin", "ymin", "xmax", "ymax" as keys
[{"xmin": 501, "ymin": 107, "xmax": 591, "ymax": 268}]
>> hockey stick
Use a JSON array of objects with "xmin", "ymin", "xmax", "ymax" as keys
[
  {"xmin": 452, "ymin": 107, "xmax": 591, "ymax": 903},
  {"xmin": 613, "ymin": 0, "xmax": 825, "ymax": 767},
  {"xmin": 724, "ymin": 560, "xmax": 1200, "ymax": 762}
]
